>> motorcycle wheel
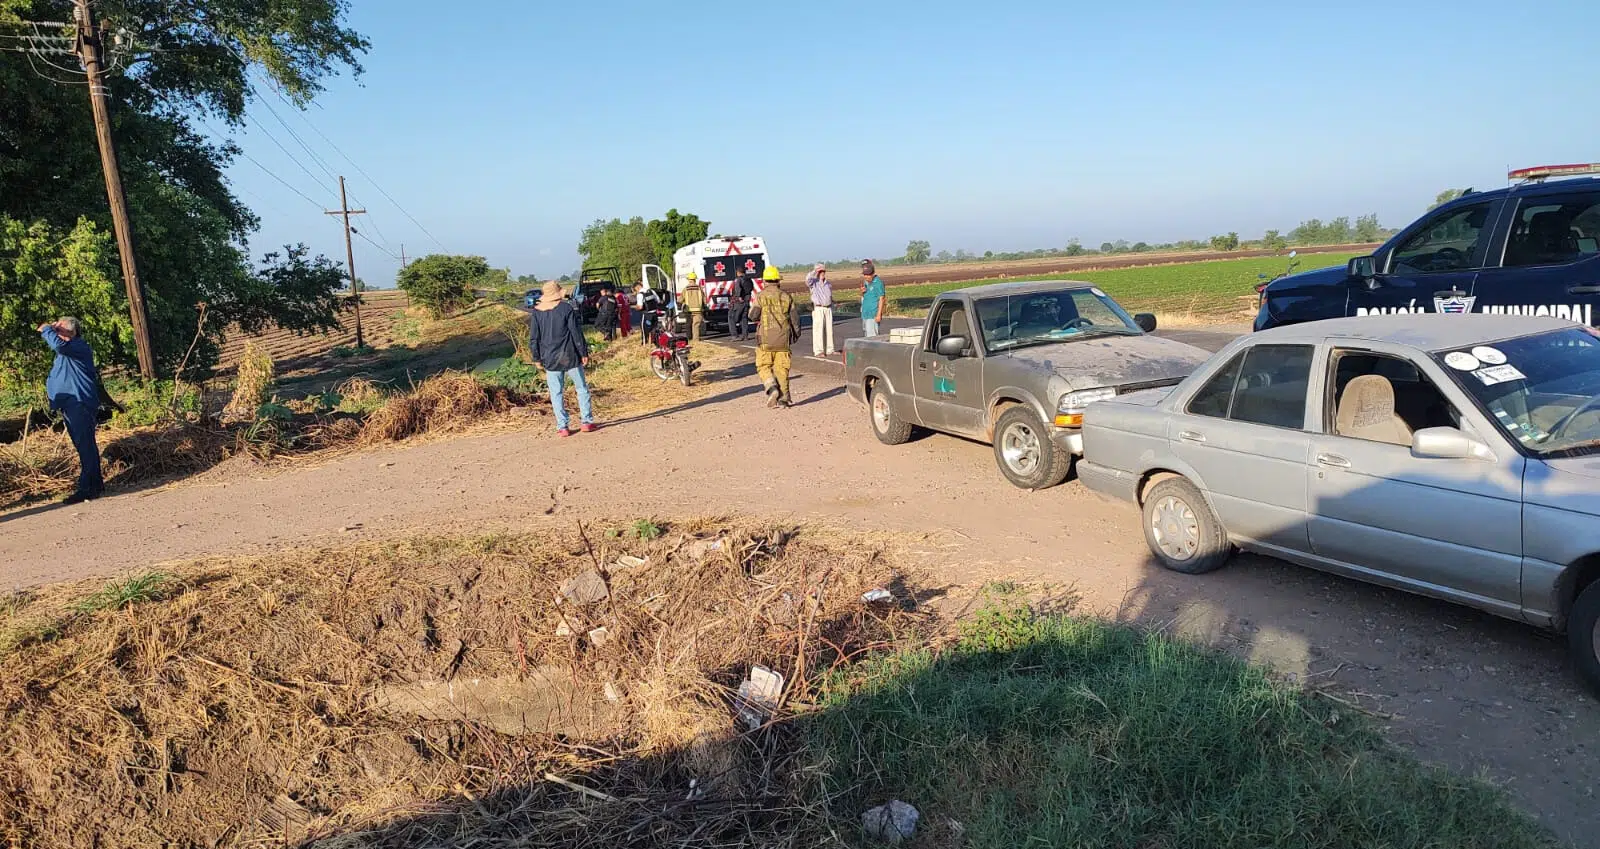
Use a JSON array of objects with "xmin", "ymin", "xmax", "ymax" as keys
[
  {"xmin": 649, "ymin": 353, "xmax": 674, "ymax": 381},
  {"xmin": 677, "ymin": 352, "xmax": 692, "ymax": 387}
]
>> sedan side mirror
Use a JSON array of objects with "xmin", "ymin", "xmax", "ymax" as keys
[
  {"xmin": 1411, "ymin": 426, "xmax": 1493, "ymax": 461},
  {"xmin": 1133, "ymin": 313, "xmax": 1157, "ymax": 332},
  {"xmin": 934, "ymin": 334, "xmax": 968, "ymax": 357}
]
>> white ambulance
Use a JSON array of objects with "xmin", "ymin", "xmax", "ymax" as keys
[{"xmin": 641, "ymin": 236, "xmax": 772, "ymax": 326}]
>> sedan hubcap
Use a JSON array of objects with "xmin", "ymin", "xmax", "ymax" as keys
[
  {"xmin": 872, "ymin": 393, "xmax": 891, "ymax": 431},
  {"xmin": 1151, "ymin": 496, "xmax": 1200, "ymax": 561},
  {"xmin": 1001, "ymin": 422, "xmax": 1040, "ymax": 475},
  {"xmin": 1592, "ymin": 618, "xmax": 1600, "ymax": 667}
]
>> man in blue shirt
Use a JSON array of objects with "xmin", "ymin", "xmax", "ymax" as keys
[
  {"xmin": 528, "ymin": 281, "xmax": 596, "ymax": 437},
  {"xmin": 38, "ymin": 317, "xmax": 104, "ymax": 503},
  {"xmin": 859, "ymin": 260, "xmax": 887, "ymax": 337}
]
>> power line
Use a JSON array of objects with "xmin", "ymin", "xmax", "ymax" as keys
[{"xmin": 248, "ymin": 70, "xmax": 449, "ymax": 253}]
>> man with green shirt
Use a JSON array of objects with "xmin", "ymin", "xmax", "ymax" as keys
[{"xmin": 860, "ymin": 259, "xmax": 886, "ymax": 337}]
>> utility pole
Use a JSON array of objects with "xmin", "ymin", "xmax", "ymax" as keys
[
  {"xmin": 399, "ymin": 244, "xmax": 408, "ymax": 268},
  {"xmin": 325, "ymin": 176, "xmax": 366, "ymax": 349},
  {"xmin": 73, "ymin": 0, "xmax": 155, "ymax": 379}
]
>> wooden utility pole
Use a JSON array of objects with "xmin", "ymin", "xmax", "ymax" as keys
[
  {"xmin": 325, "ymin": 176, "xmax": 366, "ymax": 349},
  {"xmin": 399, "ymin": 244, "xmax": 408, "ymax": 267},
  {"xmin": 73, "ymin": 0, "xmax": 155, "ymax": 378}
]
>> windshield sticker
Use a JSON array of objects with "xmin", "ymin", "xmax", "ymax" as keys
[
  {"xmin": 1470, "ymin": 346, "xmax": 1507, "ymax": 365},
  {"xmin": 1473, "ymin": 364, "xmax": 1526, "ymax": 386},
  {"xmin": 1444, "ymin": 351, "xmax": 1480, "ymax": 371}
]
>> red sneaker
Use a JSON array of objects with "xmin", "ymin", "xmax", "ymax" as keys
[
  {"xmin": 557, "ymin": 428, "xmax": 572, "ymax": 438},
  {"xmin": 580, "ymin": 423, "xmax": 598, "ymax": 433}
]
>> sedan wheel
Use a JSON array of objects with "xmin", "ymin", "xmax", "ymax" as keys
[
  {"xmin": 1140, "ymin": 476, "xmax": 1231, "ymax": 574},
  {"xmin": 1570, "ymin": 581, "xmax": 1600, "ymax": 697},
  {"xmin": 1150, "ymin": 495, "xmax": 1200, "ymax": 562}
]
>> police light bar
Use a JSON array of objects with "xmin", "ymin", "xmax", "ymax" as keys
[{"xmin": 1508, "ymin": 163, "xmax": 1600, "ymax": 183}]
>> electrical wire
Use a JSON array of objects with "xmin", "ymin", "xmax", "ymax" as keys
[{"xmin": 352, "ymin": 227, "xmax": 400, "ymax": 262}]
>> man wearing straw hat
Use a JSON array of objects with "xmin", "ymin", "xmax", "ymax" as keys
[{"xmin": 528, "ymin": 281, "xmax": 596, "ymax": 437}]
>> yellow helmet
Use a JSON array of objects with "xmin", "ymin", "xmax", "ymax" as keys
[
  {"xmin": 762, "ymin": 265, "xmax": 781, "ymax": 282},
  {"xmin": 687, "ymin": 270, "xmax": 698, "ymax": 280}
]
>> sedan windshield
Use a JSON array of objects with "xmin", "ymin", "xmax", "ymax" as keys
[
  {"xmin": 974, "ymin": 289, "xmax": 1141, "ymax": 352},
  {"xmin": 1435, "ymin": 327, "xmax": 1600, "ymax": 456}
]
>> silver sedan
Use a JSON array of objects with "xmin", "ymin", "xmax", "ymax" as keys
[{"xmin": 1079, "ymin": 314, "xmax": 1600, "ymax": 696}]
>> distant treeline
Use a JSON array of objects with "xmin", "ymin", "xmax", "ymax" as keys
[{"xmin": 780, "ymin": 215, "xmax": 1394, "ymax": 272}]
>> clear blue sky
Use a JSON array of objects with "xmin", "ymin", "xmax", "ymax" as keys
[{"xmin": 218, "ymin": 0, "xmax": 1600, "ymax": 286}]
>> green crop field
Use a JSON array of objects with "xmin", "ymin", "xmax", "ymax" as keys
[{"xmin": 823, "ymin": 253, "xmax": 1360, "ymax": 322}]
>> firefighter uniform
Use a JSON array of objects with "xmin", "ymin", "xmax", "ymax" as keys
[
  {"xmin": 683, "ymin": 273, "xmax": 706, "ymax": 342},
  {"xmin": 750, "ymin": 266, "xmax": 798, "ymax": 407}
]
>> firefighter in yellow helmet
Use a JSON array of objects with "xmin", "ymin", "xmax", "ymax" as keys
[
  {"xmin": 749, "ymin": 265, "xmax": 799, "ymax": 407},
  {"xmin": 682, "ymin": 270, "xmax": 706, "ymax": 342}
]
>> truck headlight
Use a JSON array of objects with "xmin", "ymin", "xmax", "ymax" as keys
[{"xmin": 1054, "ymin": 387, "xmax": 1116, "ymax": 427}]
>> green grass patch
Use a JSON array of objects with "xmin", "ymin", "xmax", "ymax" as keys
[
  {"xmin": 69, "ymin": 572, "xmax": 173, "ymax": 616},
  {"xmin": 807, "ymin": 600, "xmax": 1554, "ymax": 848},
  {"xmin": 824, "ymin": 253, "xmax": 1357, "ymax": 321}
]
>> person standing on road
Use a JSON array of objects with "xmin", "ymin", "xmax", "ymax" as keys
[
  {"xmin": 38, "ymin": 317, "xmax": 105, "ymax": 503},
  {"xmin": 727, "ymin": 270, "xmax": 754, "ymax": 341},
  {"xmin": 594, "ymin": 284, "xmax": 618, "ymax": 341},
  {"xmin": 806, "ymin": 263, "xmax": 836, "ymax": 357},
  {"xmin": 529, "ymin": 280, "xmax": 596, "ymax": 437},
  {"xmin": 683, "ymin": 271, "xmax": 706, "ymax": 342},
  {"xmin": 860, "ymin": 260, "xmax": 887, "ymax": 337},
  {"xmin": 749, "ymin": 266, "xmax": 800, "ymax": 407},
  {"xmin": 615, "ymin": 286, "xmax": 632, "ymax": 337}
]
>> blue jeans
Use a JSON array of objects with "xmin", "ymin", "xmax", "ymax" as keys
[
  {"xmin": 862, "ymin": 317, "xmax": 881, "ymax": 337},
  {"xmin": 59, "ymin": 400, "xmax": 103, "ymax": 494},
  {"xmin": 546, "ymin": 367, "xmax": 593, "ymax": 431}
]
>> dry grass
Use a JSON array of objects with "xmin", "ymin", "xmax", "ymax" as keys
[
  {"xmin": 222, "ymin": 342, "xmax": 275, "ymax": 422},
  {"xmin": 587, "ymin": 340, "xmax": 749, "ymax": 420},
  {"xmin": 358, "ymin": 371, "xmax": 533, "ymax": 444},
  {"xmin": 0, "ymin": 520, "xmax": 930, "ymax": 848}
]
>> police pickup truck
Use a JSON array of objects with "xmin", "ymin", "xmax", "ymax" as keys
[{"xmin": 1256, "ymin": 164, "xmax": 1600, "ymax": 331}]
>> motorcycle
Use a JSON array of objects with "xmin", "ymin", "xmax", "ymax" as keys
[{"xmin": 648, "ymin": 308, "xmax": 698, "ymax": 387}]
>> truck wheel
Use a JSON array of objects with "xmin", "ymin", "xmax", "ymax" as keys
[
  {"xmin": 993, "ymin": 406, "xmax": 1071, "ymax": 489},
  {"xmin": 1141, "ymin": 476, "xmax": 1231, "ymax": 574},
  {"xmin": 869, "ymin": 384, "xmax": 913, "ymax": 445},
  {"xmin": 1569, "ymin": 581, "xmax": 1600, "ymax": 697}
]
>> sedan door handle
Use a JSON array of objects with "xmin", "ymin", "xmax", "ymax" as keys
[
  {"xmin": 1315, "ymin": 452, "xmax": 1351, "ymax": 468},
  {"xmin": 1177, "ymin": 430, "xmax": 1206, "ymax": 444},
  {"xmin": 1567, "ymin": 284, "xmax": 1600, "ymax": 296}
]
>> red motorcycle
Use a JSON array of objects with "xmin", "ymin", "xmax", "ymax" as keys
[{"xmin": 649, "ymin": 309, "xmax": 698, "ymax": 386}]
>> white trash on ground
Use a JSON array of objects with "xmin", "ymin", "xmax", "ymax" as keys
[{"xmin": 861, "ymin": 800, "xmax": 920, "ymax": 845}]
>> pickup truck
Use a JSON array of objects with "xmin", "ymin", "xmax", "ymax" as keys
[
  {"xmin": 1256, "ymin": 165, "xmax": 1600, "ymax": 331},
  {"xmin": 844, "ymin": 281, "xmax": 1211, "ymax": 489}
]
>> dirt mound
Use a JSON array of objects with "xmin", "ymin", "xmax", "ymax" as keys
[{"xmin": 0, "ymin": 521, "xmax": 927, "ymax": 847}]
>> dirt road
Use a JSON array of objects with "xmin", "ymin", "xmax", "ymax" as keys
[{"xmin": 1, "ymin": 356, "xmax": 1594, "ymax": 845}]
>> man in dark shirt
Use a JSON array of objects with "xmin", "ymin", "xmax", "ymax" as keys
[
  {"xmin": 728, "ymin": 271, "xmax": 755, "ymax": 341},
  {"xmin": 38, "ymin": 317, "xmax": 104, "ymax": 503},
  {"xmin": 528, "ymin": 281, "xmax": 595, "ymax": 436}
]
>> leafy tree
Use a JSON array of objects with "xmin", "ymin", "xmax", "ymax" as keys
[
  {"xmin": 0, "ymin": 0, "xmax": 367, "ymax": 381},
  {"xmin": 935, "ymin": 250, "xmax": 954, "ymax": 263},
  {"xmin": 645, "ymin": 209, "xmax": 710, "ymax": 273},
  {"xmin": 397, "ymin": 255, "xmax": 487, "ymax": 317},
  {"xmin": 0, "ymin": 216, "xmax": 128, "ymax": 389},
  {"xmin": 1354, "ymin": 213, "xmax": 1383, "ymax": 242},
  {"xmin": 1209, "ymin": 232, "xmax": 1240, "ymax": 252},
  {"xmin": 1430, "ymin": 189, "xmax": 1469, "ymax": 210},
  {"xmin": 1131, "ymin": 242, "xmax": 1151, "ymax": 253},
  {"xmin": 904, "ymin": 240, "xmax": 931, "ymax": 264},
  {"xmin": 954, "ymin": 249, "xmax": 972, "ymax": 261},
  {"xmin": 1099, "ymin": 242, "xmax": 1115, "ymax": 254},
  {"xmin": 1113, "ymin": 239, "xmax": 1131, "ymax": 253},
  {"xmin": 1262, "ymin": 229, "xmax": 1288, "ymax": 252},
  {"xmin": 578, "ymin": 217, "xmax": 653, "ymax": 277},
  {"xmin": 1064, "ymin": 239, "xmax": 1084, "ymax": 257}
]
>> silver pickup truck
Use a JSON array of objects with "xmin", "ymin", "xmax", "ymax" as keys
[{"xmin": 843, "ymin": 280, "xmax": 1210, "ymax": 489}]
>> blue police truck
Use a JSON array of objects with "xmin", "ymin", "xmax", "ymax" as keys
[{"xmin": 1256, "ymin": 164, "xmax": 1600, "ymax": 331}]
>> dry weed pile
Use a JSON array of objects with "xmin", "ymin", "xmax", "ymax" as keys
[
  {"xmin": 222, "ymin": 342, "xmax": 275, "ymax": 422},
  {"xmin": 359, "ymin": 371, "xmax": 533, "ymax": 444},
  {"xmin": 0, "ymin": 521, "xmax": 929, "ymax": 848}
]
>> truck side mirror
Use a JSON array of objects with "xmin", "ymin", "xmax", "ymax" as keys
[
  {"xmin": 934, "ymin": 335, "xmax": 968, "ymax": 357},
  {"xmin": 1347, "ymin": 255, "xmax": 1377, "ymax": 281},
  {"xmin": 1133, "ymin": 313, "xmax": 1157, "ymax": 332}
]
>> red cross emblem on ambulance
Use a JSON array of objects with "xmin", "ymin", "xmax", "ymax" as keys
[
  {"xmin": 743, "ymin": 259, "xmax": 757, "ymax": 272},
  {"xmin": 713, "ymin": 261, "xmax": 726, "ymax": 275}
]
